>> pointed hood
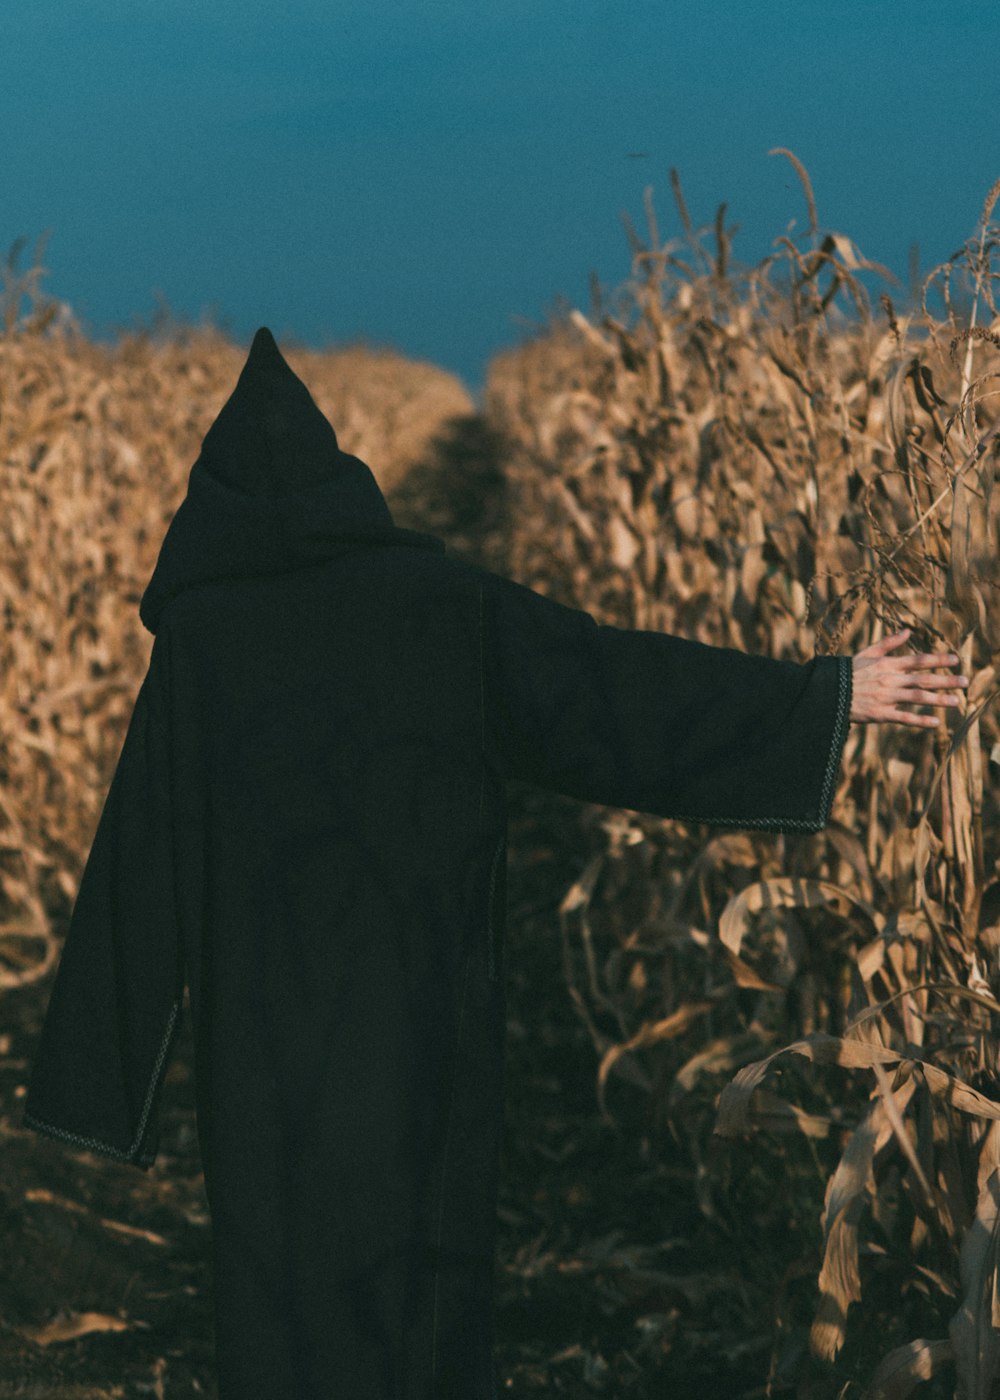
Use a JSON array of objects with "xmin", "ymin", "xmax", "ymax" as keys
[{"xmin": 139, "ymin": 327, "xmax": 445, "ymax": 633}]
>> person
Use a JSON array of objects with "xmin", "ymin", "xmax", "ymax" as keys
[{"xmin": 20, "ymin": 328, "xmax": 969, "ymax": 1399}]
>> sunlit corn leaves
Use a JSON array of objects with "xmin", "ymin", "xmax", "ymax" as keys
[{"xmin": 486, "ymin": 160, "xmax": 1000, "ymax": 1393}]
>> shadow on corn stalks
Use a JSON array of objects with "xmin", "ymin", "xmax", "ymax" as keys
[{"xmin": 481, "ymin": 153, "xmax": 1000, "ymax": 1398}]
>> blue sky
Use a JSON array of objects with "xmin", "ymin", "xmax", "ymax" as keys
[{"xmin": 3, "ymin": 0, "xmax": 998, "ymax": 402}]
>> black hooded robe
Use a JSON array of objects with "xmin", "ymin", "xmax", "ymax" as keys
[{"xmin": 22, "ymin": 328, "xmax": 853, "ymax": 1399}]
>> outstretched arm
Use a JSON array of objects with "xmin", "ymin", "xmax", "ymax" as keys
[{"xmin": 480, "ymin": 568, "xmax": 852, "ymax": 832}]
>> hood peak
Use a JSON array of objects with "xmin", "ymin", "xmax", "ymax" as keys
[
  {"xmin": 200, "ymin": 325, "xmax": 357, "ymax": 496},
  {"xmin": 138, "ymin": 326, "xmax": 445, "ymax": 633}
]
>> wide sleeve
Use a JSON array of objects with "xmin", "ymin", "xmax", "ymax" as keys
[
  {"xmin": 479, "ymin": 569, "xmax": 853, "ymax": 832},
  {"xmin": 22, "ymin": 634, "xmax": 185, "ymax": 1169}
]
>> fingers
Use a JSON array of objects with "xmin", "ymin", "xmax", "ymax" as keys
[
  {"xmin": 898, "ymin": 672, "xmax": 969, "ymax": 692},
  {"xmin": 887, "ymin": 651, "xmax": 961, "ymax": 668},
  {"xmin": 858, "ymin": 629, "xmax": 910, "ymax": 656},
  {"xmin": 875, "ymin": 629, "xmax": 958, "ymax": 669},
  {"xmin": 874, "ymin": 630, "xmax": 911, "ymax": 651},
  {"xmin": 894, "ymin": 688, "xmax": 964, "ymax": 707},
  {"xmin": 887, "ymin": 710, "xmax": 941, "ymax": 727}
]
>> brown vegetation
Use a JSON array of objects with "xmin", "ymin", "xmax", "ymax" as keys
[
  {"xmin": 3, "ymin": 153, "xmax": 1000, "ymax": 1396},
  {"xmin": 483, "ymin": 155, "xmax": 1000, "ymax": 1397}
]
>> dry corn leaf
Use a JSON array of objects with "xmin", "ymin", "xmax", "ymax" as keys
[
  {"xmin": 608, "ymin": 514, "xmax": 640, "ymax": 571},
  {"xmin": 558, "ymin": 853, "xmax": 605, "ymax": 915},
  {"xmin": 717, "ymin": 877, "xmax": 882, "ymax": 959},
  {"xmin": 857, "ymin": 936, "xmax": 886, "ymax": 982},
  {"xmin": 809, "ymin": 1073, "xmax": 918, "ymax": 1360},
  {"xmin": 863, "ymin": 1336, "xmax": 955, "ymax": 1399},
  {"xmin": 597, "ymin": 999, "xmax": 715, "ymax": 1117},
  {"xmin": 723, "ymin": 946, "xmax": 786, "ymax": 992},
  {"xmin": 672, "ymin": 1031, "xmax": 773, "ymax": 1102},
  {"xmin": 23, "ymin": 1187, "xmax": 170, "ymax": 1245},
  {"xmin": 948, "ymin": 1121, "xmax": 1000, "ymax": 1400},
  {"xmin": 715, "ymin": 1033, "xmax": 1000, "ymax": 1139},
  {"xmin": 19, "ymin": 1310, "xmax": 139, "ymax": 1346},
  {"xmin": 745, "ymin": 1087, "xmax": 833, "ymax": 1139},
  {"xmin": 844, "ymin": 982, "xmax": 1000, "ymax": 1036}
]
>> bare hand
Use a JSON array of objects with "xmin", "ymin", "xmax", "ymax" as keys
[{"xmin": 850, "ymin": 628, "xmax": 969, "ymax": 728}]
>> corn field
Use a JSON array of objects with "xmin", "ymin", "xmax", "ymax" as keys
[
  {"xmin": 3, "ymin": 153, "xmax": 1000, "ymax": 1396},
  {"xmin": 483, "ymin": 153, "xmax": 1000, "ymax": 1398}
]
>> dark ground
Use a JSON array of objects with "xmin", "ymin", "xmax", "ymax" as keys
[{"xmin": 0, "ymin": 416, "xmax": 929, "ymax": 1397}]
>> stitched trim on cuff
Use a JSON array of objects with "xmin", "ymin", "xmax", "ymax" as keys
[
  {"xmin": 645, "ymin": 653, "xmax": 853, "ymax": 832},
  {"xmin": 23, "ymin": 995, "xmax": 182, "ymax": 1167}
]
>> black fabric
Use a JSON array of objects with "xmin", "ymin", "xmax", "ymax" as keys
[
  {"xmin": 137, "ymin": 327, "xmax": 445, "ymax": 636},
  {"xmin": 22, "ymin": 326, "xmax": 853, "ymax": 1398},
  {"xmin": 482, "ymin": 569, "xmax": 853, "ymax": 831}
]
